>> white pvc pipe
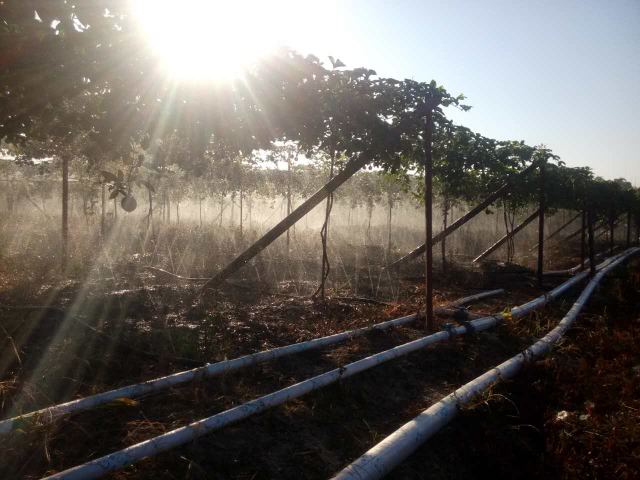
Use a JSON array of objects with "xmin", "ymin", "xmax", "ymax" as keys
[
  {"xmin": 450, "ymin": 288, "xmax": 504, "ymax": 307},
  {"xmin": 0, "ymin": 311, "xmax": 424, "ymax": 435},
  {"xmin": 544, "ymin": 245, "xmax": 619, "ymax": 276},
  {"xmin": 0, "ymin": 290, "xmax": 508, "ymax": 434},
  {"xmin": 40, "ymin": 253, "xmax": 629, "ymax": 480},
  {"xmin": 332, "ymin": 247, "xmax": 639, "ymax": 480}
]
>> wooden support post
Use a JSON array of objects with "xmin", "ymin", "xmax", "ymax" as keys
[
  {"xmin": 200, "ymin": 152, "xmax": 373, "ymax": 292},
  {"xmin": 537, "ymin": 161, "xmax": 545, "ymax": 288},
  {"xmin": 580, "ymin": 207, "xmax": 586, "ymax": 271},
  {"xmin": 101, "ymin": 183, "xmax": 106, "ymax": 240},
  {"xmin": 528, "ymin": 211, "xmax": 581, "ymax": 251},
  {"xmin": 390, "ymin": 160, "xmax": 542, "ymax": 269},
  {"xmin": 588, "ymin": 206, "xmax": 596, "ymax": 278},
  {"xmin": 62, "ymin": 155, "xmax": 69, "ymax": 269},
  {"xmin": 424, "ymin": 110, "xmax": 435, "ymax": 332},
  {"xmin": 609, "ymin": 207, "xmax": 615, "ymax": 255},
  {"xmin": 473, "ymin": 209, "xmax": 541, "ymax": 263}
]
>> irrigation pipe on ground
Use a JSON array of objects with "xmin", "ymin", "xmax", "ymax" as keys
[
  {"xmin": 0, "ymin": 311, "xmax": 422, "ymax": 435},
  {"xmin": 543, "ymin": 245, "xmax": 619, "ymax": 276},
  {"xmin": 0, "ymin": 290, "xmax": 503, "ymax": 434},
  {"xmin": 434, "ymin": 288, "xmax": 504, "ymax": 320},
  {"xmin": 38, "ymin": 253, "xmax": 627, "ymax": 480},
  {"xmin": 332, "ymin": 247, "xmax": 640, "ymax": 480}
]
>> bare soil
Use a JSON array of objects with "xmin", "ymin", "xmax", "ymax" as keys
[{"xmin": 0, "ymin": 238, "xmax": 638, "ymax": 479}]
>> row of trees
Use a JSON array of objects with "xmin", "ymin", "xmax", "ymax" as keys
[{"xmin": 1, "ymin": 2, "xmax": 639, "ymax": 310}]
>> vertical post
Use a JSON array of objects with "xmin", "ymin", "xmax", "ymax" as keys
[
  {"xmin": 580, "ymin": 207, "xmax": 586, "ymax": 271},
  {"xmin": 537, "ymin": 160, "xmax": 546, "ymax": 288},
  {"xmin": 101, "ymin": 183, "xmax": 106, "ymax": 240},
  {"xmin": 424, "ymin": 111, "xmax": 435, "ymax": 332},
  {"xmin": 286, "ymin": 155, "xmax": 291, "ymax": 257},
  {"xmin": 587, "ymin": 205, "xmax": 596, "ymax": 278},
  {"xmin": 442, "ymin": 198, "xmax": 448, "ymax": 276},
  {"xmin": 62, "ymin": 155, "xmax": 69, "ymax": 269},
  {"xmin": 626, "ymin": 211, "xmax": 631, "ymax": 248},
  {"xmin": 609, "ymin": 207, "xmax": 615, "ymax": 255}
]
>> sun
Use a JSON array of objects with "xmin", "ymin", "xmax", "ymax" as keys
[{"xmin": 133, "ymin": 0, "xmax": 284, "ymax": 81}]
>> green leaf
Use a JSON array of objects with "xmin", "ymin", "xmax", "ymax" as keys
[
  {"xmin": 101, "ymin": 171, "xmax": 118, "ymax": 183},
  {"xmin": 108, "ymin": 189, "xmax": 119, "ymax": 200}
]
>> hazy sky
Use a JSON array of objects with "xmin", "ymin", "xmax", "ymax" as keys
[{"xmin": 270, "ymin": 0, "xmax": 639, "ymax": 183}]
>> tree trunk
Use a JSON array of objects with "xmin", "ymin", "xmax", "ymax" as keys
[
  {"xmin": 6, "ymin": 172, "xmax": 14, "ymax": 214},
  {"xmin": 230, "ymin": 193, "xmax": 235, "ymax": 227},
  {"xmin": 199, "ymin": 196, "xmax": 202, "ymax": 228},
  {"xmin": 101, "ymin": 183, "xmax": 106, "ymax": 239},
  {"xmin": 441, "ymin": 197, "xmax": 448, "ymax": 276},
  {"xmin": 580, "ymin": 207, "xmax": 586, "ymax": 271},
  {"xmin": 391, "ymin": 159, "xmax": 542, "ymax": 269},
  {"xmin": 220, "ymin": 193, "xmax": 224, "ymax": 228},
  {"xmin": 286, "ymin": 156, "xmax": 291, "ymax": 257},
  {"xmin": 424, "ymin": 111, "xmax": 434, "ymax": 332},
  {"xmin": 537, "ymin": 161, "xmax": 546, "ymax": 288},
  {"xmin": 200, "ymin": 151, "xmax": 372, "ymax": 292},
  {"xmin": 176, "ymin": 201, "xmax": 180, "ymax": 225},
  {"xmin": 167, "ymin": 195, "xmax": 170, "ymax": 223},
  {"xmin": 148, "ymin": 186, "xmax": 153, "ymax": 235},
  {"xmin": 62, "ymin": 155, "xmax": 69, "ymax": 268},
  {"xmin": 387, "ymin": 196, "xmax": 393, "ymax": 264},
  {"xmin": 317, "ymin": 148, "xmax": 336, "ymax": 300}
]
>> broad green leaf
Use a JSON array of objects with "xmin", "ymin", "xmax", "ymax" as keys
[{"xmin": 101, "ymin": 171, "xmax": 118, "ymax": 183}]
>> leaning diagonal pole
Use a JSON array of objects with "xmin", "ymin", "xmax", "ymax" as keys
[
  {"xmin": 200, "ymin": 100, "xmax": 441, "ymax": 292},
  {"xmin": 528, "ymin": 211, "xmax": 581, "ymax": 251},
  {"xmin": 199, "ymin": 153, "xmax": 371, "ymax": 291},
  {"xmin": 390, "ymin": 160, "xmax": 540, "ymax": 269},
  {"xmin": 472, "ymin": 208, "xmax": 541, "ymax": 263}
]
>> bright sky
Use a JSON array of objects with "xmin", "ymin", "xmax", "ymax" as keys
[
  {"xmin": 268, "ymin": 0, "xmax": 640, "ymax": 184},
  {"xmin": 137, "ymin": 0, "xmax": 639, "ymax": 184}
]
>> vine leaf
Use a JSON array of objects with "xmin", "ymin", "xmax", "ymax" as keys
[{"xmin": 101, "ymin": 171, "xmax": 118, "ymax": 183}]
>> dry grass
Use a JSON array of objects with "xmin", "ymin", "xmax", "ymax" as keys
[{"xmin": 0, "ymin": 208, "xmax": 637, "ymax": 479}]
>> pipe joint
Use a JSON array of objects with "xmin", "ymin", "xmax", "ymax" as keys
[
  {"xmin": 462, "ymin": 322, "xmax": 476, "ymax": 335},
  {"xmin": 442, "ymin": 323, "xmax": 457, "ymax": 338}
]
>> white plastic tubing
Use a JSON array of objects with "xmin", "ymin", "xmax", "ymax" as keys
[
  {"xmin": 39, "ymin": 255, "xmax": 628, "ymax": 480},
  {"xmin": 0, "ymin": 290, "xmax": 508, "ymax": 435},
  {"xmin": 0, "ymin": 312, "xmax": 426, "ymax": 435},
  {"xmin": 332, "ymin": 247, "xmax": 640, "ymax": 480},
  {"xmin": 449, "ymin": 288, "xmax": 504, "ymax": 307}
]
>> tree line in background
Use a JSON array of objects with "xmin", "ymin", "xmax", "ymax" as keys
[{"xmin": 1, "ymin": 1, "xmax": 639, "ymax": 304}]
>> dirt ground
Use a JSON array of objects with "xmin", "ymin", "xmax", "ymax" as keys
[{"xmin": 0, "ymin": 240, "xmax": 638, "ymax": 479}]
